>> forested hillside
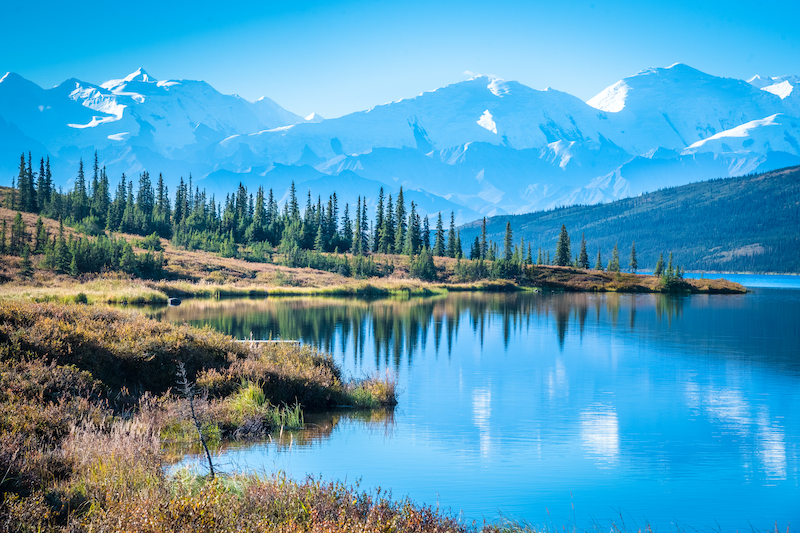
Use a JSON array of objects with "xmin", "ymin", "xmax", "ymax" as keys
[{"xmin": 461, "ymin": 166, "xmax": 800, "ymax": 273}]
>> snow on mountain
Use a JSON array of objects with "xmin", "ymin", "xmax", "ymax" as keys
[
  {"xmin": 586, "ymin": 63, "xmax": 789, "ymax": 154},
  {"xmin": 248, "ymin": 96, "xmax": 305, "ymax": 129},
  {"xmin": 2, "ymin": 65, "xmax": 800, "ymax": 220},
  {"xmin": 683, "ymin": 114, "xmax": 800, "ymax": 156},
  {"xmin": 215, "ymin": 76, "xmax": 625, "ymax": 167},
  {"xmin": 0, "ymin": 69, "xmax": 303, "ymax": 158},
  {"xmin": 747, "ymin": 74, "xmax": 800, "ymax": 89}
]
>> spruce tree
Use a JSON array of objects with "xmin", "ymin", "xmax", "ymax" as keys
[
  {"xmin": 629, "ymin": 241, "xmax": 638, "ymax": 273},
  {"xmin": 314, "ymin": 223, "xmax": 325, "ymax": 252},
  {"xmin": 433, "ymin": 213, "xmax": 445, "ymax": 256},
  {"xmin": 34, "ymin": 217, "xmax": 47, "ymax": 254},
  {"xmin": 470, "ymin": 236, "xmax": 481, "ymax": 259},
  {"xmin": 578, "ymin": 233, "xmax": 589, "ymax": 269},
  {"xmin": 595, "ymin": 248, "xmax": 603, "ymax": 271},
  {"xmin": 537, "ymin": 247, "xmax": 543, "ymax": 265},
  {"xmin": 608, "ymin": 243, "xmax": 621, "ymax": 273},
  {"xmin": 36, "ymin": 158, "xmax": 47, "ymax": 212},
  {"xmin": 374, "ymin": 188, "xmax": 384, "ymax": 253},
  {"xmin": 422, "ymin": 216, "xmax": 430, "ymax": 250},
  {"xmin": 446, "ymin": 211, "xmax": 456, "ymax": 258},
  {"xmin": 352, "ymin": 196, "xmax": 363, "ymax": 255},
  {"xmin": 554, "ymin": 224, "xmax": 571, "ymax": 266},
  {"xmin": 666, "ymin": 252, "xmax": 674, "ymax": 278},
  {"xmin": 394, "ymin": 188, "xmax": 406, "ymax": 254},
  {"xmin": 16, "ymin": 155, "xmax": 29, "ymax": 212},
  {"xmin": 10, "ymin": 213, "xmax": 26, "ymax": 255},
  {"xmin": 72, "ymin": 159, "xmax": 88, "ymax": 221},
  {"xmin": 19, "ymin": 244, "xmax": 33, "ymax": 278},
  {"xmin": 654, "ymin": 253, "xmax": 664, "ymax": 277},
  {"xmin": 503, "ymin": 221, "xmax": 513, "ymax": 261},
  {"xmin": 480, "ymin": 217, "xmax": 487, "ymax": 259}
]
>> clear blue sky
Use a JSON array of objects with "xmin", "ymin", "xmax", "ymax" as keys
[{"xmin": 2, "ymin": 0, "xmax": 798, "ymax": 118}]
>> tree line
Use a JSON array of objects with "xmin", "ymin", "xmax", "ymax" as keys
[{"xmin": 3, "ymin": 152, "xmax": 683, "ymax": 283}]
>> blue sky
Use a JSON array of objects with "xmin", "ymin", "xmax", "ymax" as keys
[{"xmin": 2, "ymin": 0, "xmax": 798, "ymax": 118}]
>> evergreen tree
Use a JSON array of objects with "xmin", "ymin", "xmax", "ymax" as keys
[
  {"xmin": 654, "ymin": 252, "xmax": 665, "ymax": 277},
  {"xmin": 91, "ymin": 151, "xmax": 100, "ymax": 206},
  {"xmin": 595, "ymin": 248, "xmax": 603, "ymax": 271},
  {"xmin": 608, "ymin": 243, "xmax": 621, "ymax": 272},
  {"xmin": 15, "ymin": 156, "xmax": 26, "ymax": 211},
  {"xmin": 503, "ymin": 221, "xmax": 513, "ymax": 261},
  {"xmin": 314, "ymin": 223, "xmax": 325, "ymax": 252},
  {"xmin": 17, "ymin": 154, "xmax": 35, "ymax": 213},
  {"xmin": 455, "ymin": 230, "xmax": 463, "ymax": 259},
  {"xmin": 470, "ymin": 236, "xmax": 481, "ymax": 260},
  {"xmin": 361, "ymin": 196, "xmax": 369, "ymax": 253},
  {"xmin": 19, "ymin": 244, "xmax": 33, "ymax": 278},
  {"xmin": 36, "ymin": 157, "xmax": 49, "ymax": 211},
  {"xmin": 554, "ymin": 224, "xmax": 571, "ymax": 266},
  {"xmin": 527, "ymin": 243, "xmax": 533, "ymax": 265},
  {"xmin": 10, "ymin": 213, "xmax": 26, "ymax": 255},
  {"xmin": 433, "ymin": 212, "xmax": 445, "ymax": 256},
  {"xmin": 537, "ymin": 247, "xmax": 543, "ymax": 265},
  {"xmin": 34, "ymin": 217, "xmax": 47, "ymax": 254},
  {"xmin": 404, "ymin": 202, "xmax": 421, "ymax": 256},
  {"xmin": 341, "ymin": 203, "xmax": 352, "ymax": 252},
  {"xmin": 629, "ymin": 241, "xmax": 638, "ymax": 273},
  {"xmin": 422, "ymin": 216, "xmax": 431, "ymax": 250},
  {"xmin": 446, "ymin": 211, "xmax": 456, "ymax": 258},
  {"xmin": 393, "ymin": 187, "xmax": 406, "ymax": 254},
  {"xmin": 409, "ymin": 246, "xmax": 436, "ymax": 281},
  {"xmin": 72, "ymin": 159, "xmax": 88, "ymax": 220},
  {"xmin": 287, "ymin": 181, "xmax": 300, "ymax": 223},
  {"xmin": 578, "ymin": 233, "xmax": 590, "ymax": 269},
  {"xmin": 0, "ymin": 220, "xmax": 6, "ymax": 255},
  {"xmin": 352, "ymin": 196, "xmax": 363, "ymax": 255},
  {"xmin": 373, "ymin": 188, "xmax": 384, "ymax": 253},
  {"xmin": 480, "ymin": 217, "xmax": 487, "ymax": 259},
  {"xmin": 666, "ymin": 252, "xmax": 674, "ymax": 277}
]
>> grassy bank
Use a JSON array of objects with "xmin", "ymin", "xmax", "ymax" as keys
[
  {"xmin": 0, "ymin": 300, "xmax": 410, "ymax": 531},
  {"xmin": 0, "ymin": 261, "xmax": 744, "ymax": 306},
  {"xmin": 527, "ymin": 265, "xmax": 746, "ymax": 294}
]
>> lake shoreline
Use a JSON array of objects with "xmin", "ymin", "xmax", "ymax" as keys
[{"xmin": 0, "ymin": 263, "xmax": 745, "ymax": 306}]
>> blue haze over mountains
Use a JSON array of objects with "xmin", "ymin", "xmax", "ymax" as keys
[{"xmin": 1, "ymin": 63, "xmax": 799, "ymax": 223}]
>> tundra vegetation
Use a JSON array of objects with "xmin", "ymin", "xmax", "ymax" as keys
[
  {"xmin": 0, "ymin": 300, "xmax": 421, "ymax": 532},
  {"xmin": 0, "ymin": 151, "xmax": 743, "ymax": 302}
]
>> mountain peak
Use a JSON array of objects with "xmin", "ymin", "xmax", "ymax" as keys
[{"xmin": 124, "ymin": 67, "xmax": 156, "ymax": 83}]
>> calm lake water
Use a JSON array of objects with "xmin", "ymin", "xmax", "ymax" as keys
[{"xmin": 150, "ymin": 276, "xmax": 800, "ymax": 531}]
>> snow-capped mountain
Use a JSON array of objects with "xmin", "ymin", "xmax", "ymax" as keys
[{"xmin": 1, "ymin": 64, "xmax": 798, "ymax": 223}]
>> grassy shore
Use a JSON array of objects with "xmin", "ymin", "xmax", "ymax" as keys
[
  {"xmin": 0, "ymin": 300, "xmax": 416, "ymax": 531},
  {"xmin": 0, "ymin": 255, "xmax": 744, "ymax": 305}
]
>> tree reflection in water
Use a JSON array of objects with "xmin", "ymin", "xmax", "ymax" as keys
[{"xmin": 143, "ymin": 291, "xmax": 691, "ymax": 370}]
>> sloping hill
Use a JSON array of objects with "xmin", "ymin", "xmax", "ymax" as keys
[{"xmin": 461, "ymin": 166, "xmax": 800, "ymax": 273}]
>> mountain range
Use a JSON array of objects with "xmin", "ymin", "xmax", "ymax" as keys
[{"xmin": 1, "ymin": 64, "xmax": 799, "ymax": 223}]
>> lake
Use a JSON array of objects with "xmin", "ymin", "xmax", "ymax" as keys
[{"xmin": 149, "ymin": 276, "xmax": 800, "ymax": 531}]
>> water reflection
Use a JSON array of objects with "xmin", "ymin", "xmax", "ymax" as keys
[
  {"xmin": 155, "ymin": 289, "xmax": 800, "ymax": 530},
  {"xmin": 145, "ymin": 291, "xmax": 798, "ymax": 374}
]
